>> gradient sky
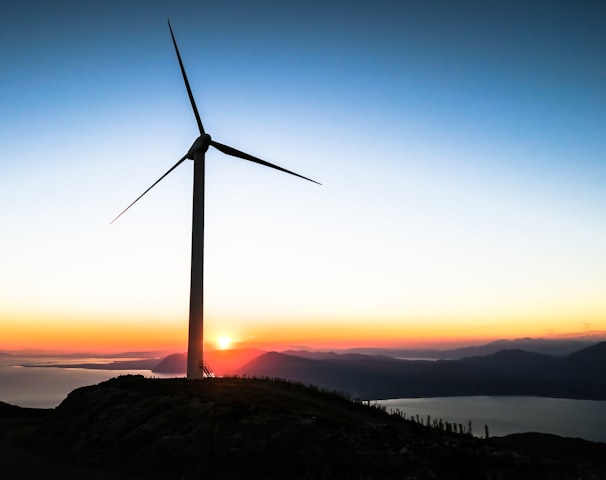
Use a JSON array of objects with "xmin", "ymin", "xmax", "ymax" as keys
[{"xmin": 1, "ymin": 0, "xmax": 605, "ymax": 352}]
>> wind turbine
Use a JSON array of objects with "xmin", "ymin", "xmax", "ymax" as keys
[{"xmin": 111, "ymin": 21, "xmax": 320, "ymax": 379}]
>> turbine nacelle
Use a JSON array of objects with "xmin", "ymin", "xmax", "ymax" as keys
[{"xmin": 186, "ymin": 134, "xmax": 212, "ymax": 159}]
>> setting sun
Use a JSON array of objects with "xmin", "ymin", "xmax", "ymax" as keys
[{"xmin": 217, "ymin": 336, "xmax": 232, "ymax": 350}]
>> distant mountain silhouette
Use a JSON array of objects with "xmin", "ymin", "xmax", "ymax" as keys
[
  {"xmin": 238, "ymin": 342, "xmax": 606, "ymax": 400},
  {"xmin": 442, "ymin": 338, "xmax": 600, "ymax": 358},
  {"xmin": 152, "ymin": 353, "xmax": 185, "ymax": 373},
  {"xmin": 341, "ymin": 337, "xmax": 601, "ymax": 359},
  {"xmin": 458, "ymin": 349, "xmax": 561, "ymax": 380},
  {"xmin": 152, "ymin": 348, "xmax": 264, "ymax": 376},
  {"xmin": 147, "ymin": 340, "xmax": 606, "ymax": 400},
  {"xmin": 568, "ymin": 341, "xmax": 606, "ymax": 366},
  {"xmin": 282, "ymin": 350, "xmax": 345, "ymax": 360}
]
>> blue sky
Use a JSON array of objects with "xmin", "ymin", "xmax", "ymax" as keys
[{"xmin": 1, "ymin": 0, "xmax": 605, "ymax": 350}]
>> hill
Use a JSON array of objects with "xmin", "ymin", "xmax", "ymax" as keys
[
  {"xmin": 6, "ymin": 375, "xmax": 604, "ymax": 479},
  {"xmin": 148, "ymin": 338, "xmax": 604, "ymax": 376},
  {"xmin": 568, "ymin": 341, "xmax": 606, "ymax": 366},
  {"xmin": 238, "ymin": 342, "xmax": 606, "ymax": 400},
  {"xmin": 152, "ymin": 348, "xmax": 264, "ymax": 376}
]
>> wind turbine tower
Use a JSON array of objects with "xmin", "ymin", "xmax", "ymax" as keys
[{"xmin": 111, "ymin": 22, "xmax": 319, "ymax": 379}]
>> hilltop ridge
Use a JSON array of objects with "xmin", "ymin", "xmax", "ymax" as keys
[{"xmin": 8, "ymin": 375, "xmax": 605, "ymax": 479}]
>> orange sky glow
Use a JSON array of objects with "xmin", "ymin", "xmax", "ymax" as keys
[{"xmin": 2, "ymin": 308, "xmax": 603, "ymax": 353}]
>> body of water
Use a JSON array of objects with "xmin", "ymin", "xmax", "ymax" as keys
[
  {"xmin": 0, "ymin": 362, "xmax": 179, "ymax": 408},
  {"xmin": 378, "ymin": 396, "xmax": 606, "ymax": 443}
]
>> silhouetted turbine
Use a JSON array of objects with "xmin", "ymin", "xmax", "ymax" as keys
[{"xmin": 111, "ymin": 21, "xmax": 320, "ymax": 379}]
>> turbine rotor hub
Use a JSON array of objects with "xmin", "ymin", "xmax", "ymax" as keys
[{"xmin": 187, "ymin": 133, "xmax": 212, "ymax": 159}]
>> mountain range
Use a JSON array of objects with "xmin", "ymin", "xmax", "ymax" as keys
[
  {"xmin": 337, "ymin": 336, "xmax": 603, "ymax": 359},
  {"xmin": 238, "ymin": 342, "xmax": 606, "ymax": 400},
  {"xmin": 150, "ymin": 341, "xmax": 606, "ymax": 400}
]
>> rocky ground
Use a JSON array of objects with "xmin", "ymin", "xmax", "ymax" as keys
[{"xmin": 2, "ymin": 375, "xmax": 606, "ymax": 479}]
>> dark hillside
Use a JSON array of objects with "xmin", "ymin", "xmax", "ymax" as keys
[
  {"xmin": 459, "ymin": 349, "xmax": 559, "ymax": 368},
  {"xmin": 567, "ymin": 341, "xmax": 606, "ymax": 366},
  {"xmin": 563, "ymin": 342, "xmax": 606, "ymax": 398},
  {"xmin": 18, "ymin": 375, "xmax": 606, "ymax": 479},
  {"xmin": 0, "ymin": 401, "xmax": 47, "ymax": 419}
]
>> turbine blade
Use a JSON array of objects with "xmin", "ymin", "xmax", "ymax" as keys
[
  {"xmin": 168, "ymin": 20, "xmax": 205, "ymax": 135},
  {"xmin": 210, "ymin": 140, "xmax": 321, "ymax": 185},
  {"xmin": 110, "ymin": 155, "xmax": 187, "ymax": 224}
]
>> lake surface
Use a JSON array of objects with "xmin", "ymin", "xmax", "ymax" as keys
[
  {"xmin": 378, "ymin": 396, "xmax": 606, "ymax": 443},
  {"xmin": 1, "ymin": 362, "xmax": 604, "ymax": 443},
  {"xmin": 0, "ymin": 361, "xmax": 180, "ymax": 408}
]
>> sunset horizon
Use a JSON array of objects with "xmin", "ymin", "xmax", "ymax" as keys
[
  {"xmin": 1, "ymin": 4, "xmax": 605, "ymax": 477},
  {"xmin": 2, "ymin": 326, "xmax": 605, "ymax": 355}
]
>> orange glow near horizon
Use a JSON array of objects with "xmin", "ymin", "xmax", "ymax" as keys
[
  {"xmin": 0, "ymin": 313, "xmax": 186, "ymax": 353},
  {"xmin": 2, "ymin": 308, "xmax": 603, "ymax": 354}
]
